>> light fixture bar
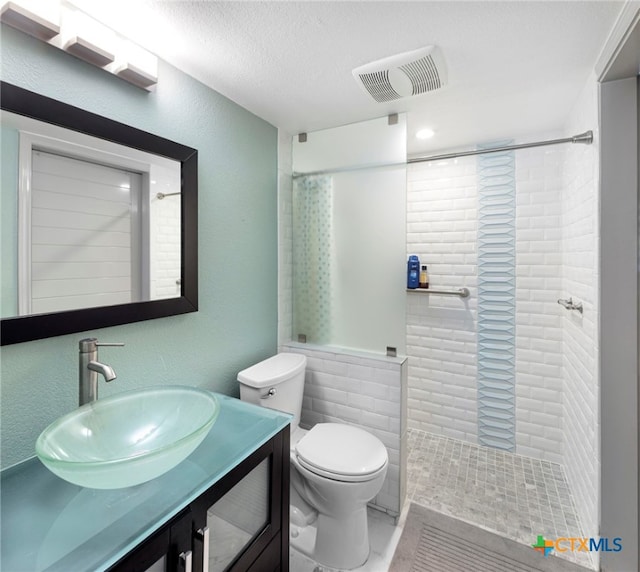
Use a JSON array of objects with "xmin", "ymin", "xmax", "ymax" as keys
[
  {"xmin": 115, "ymin": 63, "xmax": 157, "ymax": 90},
  {"xmin": 3, "ymin": 0, "xmax": 158, "ymax": 91},
  {"xmin": 63, "ymin": 36, "xmax": 114, "ymax": 67},
  {"xmin": 0, "ymin": 1, "xmax": 59, "ymax": 41}
]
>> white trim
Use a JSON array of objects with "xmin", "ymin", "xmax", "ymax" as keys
[
  {"xmin": 17, "ymin": 132, "xmax": 32, "ymax": 315},
  {"xmin": 128, "ymin": 170, "xmax": 143, "ymax": 303},
  {"xmin": 599, "ymin": 76, "xmax": 639, "ymax": 572},
  {"xmin": 1, "ymin": 110, "xmax": 178, "ymax": 172},
  {"xmin": 595, "ymin": 0, "xmax": 640, "ymax": 82}
]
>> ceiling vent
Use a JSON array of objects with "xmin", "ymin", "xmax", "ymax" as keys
[{"xmin": 352, "ymin": 45, "xmax": 447, "ymax": 103}]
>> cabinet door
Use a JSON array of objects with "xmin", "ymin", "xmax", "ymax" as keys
[
  {"xmin": 108, "ymin": 427, "xmax": 289, "ymax": 572},
  {"xmin": 108, "ymin": 509, "xmax": 193, "ymax": 572},
  {"xmin": 191, "ymin": 431, "xmax": 287, "ymax": 572}
]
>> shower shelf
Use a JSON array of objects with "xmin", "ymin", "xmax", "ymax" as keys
[{"xmin": 407, "ymin": 287, "xmax": 470, "ymax": 298}]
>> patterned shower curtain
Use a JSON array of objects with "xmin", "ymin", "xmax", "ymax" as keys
[{"xmin": 292, "ymin": 175, "xmax": 333, "ymax": 344}]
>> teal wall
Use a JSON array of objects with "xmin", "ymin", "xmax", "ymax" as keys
[{"xmin": 0, "ymin": 25, "xmax": 278, "ymax": 467}]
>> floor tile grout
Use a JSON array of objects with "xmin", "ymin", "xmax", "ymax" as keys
[{"xmin": 406, "ymin": 428, "xmax": 594, "ymax": 569}]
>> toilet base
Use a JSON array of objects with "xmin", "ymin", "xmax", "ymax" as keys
[{"xmin": 290, "ymin": 504, "xmax": 370, "ymax": 570}]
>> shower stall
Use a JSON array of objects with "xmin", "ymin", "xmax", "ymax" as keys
[{"xmin": 279, "ymin": 93, "xmax": 601, "ymax": 568}]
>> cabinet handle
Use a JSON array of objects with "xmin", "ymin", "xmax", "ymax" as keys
[
  {"xmin": 179, "ymin": 550, "xmax": 192, "ymax": 572},
  {"xmin": 196, "ymin": 527, "xmax": 210, "ymax": 572}
]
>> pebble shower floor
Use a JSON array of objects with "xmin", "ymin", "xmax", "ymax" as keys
[{"xmin": 407, "ymin": 428, "xmax": 593, "ymax": 569}]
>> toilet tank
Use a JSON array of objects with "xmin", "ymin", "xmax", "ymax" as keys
[{"xmin": 237, "ymin": 353, "xmax": 307, "ymax": 432}]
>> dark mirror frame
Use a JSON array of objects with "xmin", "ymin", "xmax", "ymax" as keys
[{"xmin": 0, "ymin": 82, "xmax": 198, "ymax": 345}]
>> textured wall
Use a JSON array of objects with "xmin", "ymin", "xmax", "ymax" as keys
[{"xmin": 0, "ymin": 25, "xmax": 278, "ymax": 468}]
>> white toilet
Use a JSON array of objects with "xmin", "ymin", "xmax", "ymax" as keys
[{"xmin": 238, "ymin": 353, "xmax": 388, "ymax": 570}]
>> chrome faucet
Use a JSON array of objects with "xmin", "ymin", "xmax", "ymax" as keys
[{"xmin": 79, "ymin": 338, "xmax": 124, "ymax": 406}]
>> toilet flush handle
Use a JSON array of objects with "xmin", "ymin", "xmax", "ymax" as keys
[{"xmin": 261, "ymin": 387, "xmax": 277, "ymax": 399}]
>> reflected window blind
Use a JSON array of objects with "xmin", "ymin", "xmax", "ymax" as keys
[{"xmin": 30, "ymin": 150, "xmax": 141, "ymax": 313}]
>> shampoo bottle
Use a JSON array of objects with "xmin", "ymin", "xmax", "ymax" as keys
[
  {"xmin": 419, "ymin": 265, "xmax": 429, "ymax": 289},
  {"xmin": 407, "ymin": 255, "xmax": 420, "ymax": 289}
]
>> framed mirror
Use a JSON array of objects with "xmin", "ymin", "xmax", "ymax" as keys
[{"xmin": 0, "ymin": 82, "xmax": 198, "ymax": 345}]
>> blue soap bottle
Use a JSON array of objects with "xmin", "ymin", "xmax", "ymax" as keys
[{"xmin": 407, "ymin": 255, "xmax": 420, "ymax": 289}]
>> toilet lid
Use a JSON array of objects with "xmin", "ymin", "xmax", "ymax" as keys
[{"xmin": 295, "ymin": 423, "xmax": 388, "ymax": 478}]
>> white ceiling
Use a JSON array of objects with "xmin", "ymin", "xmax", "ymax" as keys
[{"xmin": 73, "ymin": 0, "xmax": 625, "ymax": 155}]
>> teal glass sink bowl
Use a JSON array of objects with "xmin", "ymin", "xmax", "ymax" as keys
[{"xmin": 35, "ymin": 386, "xmax": 220, "ymax": 489}]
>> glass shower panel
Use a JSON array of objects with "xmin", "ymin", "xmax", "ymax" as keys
[
  {"xmin": 330, "ymin": 167, "xmax": 406, "ymax": 352},
  {"xmin": 292, "ymin": 116, "xmax": 406, "ymax": 354}
]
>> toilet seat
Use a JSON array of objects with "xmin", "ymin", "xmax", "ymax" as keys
[{"xmin": 294, "ymin": 423, "xmax": 388, "ymax": 483}]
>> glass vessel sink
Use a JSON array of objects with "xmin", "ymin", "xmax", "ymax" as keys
[{"xmin": 35, "ymin": 386, "xmax": 220, "ymax": 489}]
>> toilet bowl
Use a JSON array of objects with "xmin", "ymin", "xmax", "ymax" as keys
[
  {"xmin": 238, "ymin": 353, "xmax": 389, "ymax": 570},
  {"xmin": 290, "ymin": 422, "xmax": 388, "ymax": 569}
]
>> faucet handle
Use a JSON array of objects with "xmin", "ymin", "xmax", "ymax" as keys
[{"xmin": 78, "ymin": 338, "xmax": 125, "ymax": 352}]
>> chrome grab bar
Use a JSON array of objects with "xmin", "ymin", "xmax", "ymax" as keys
[{"xmin": 407, "ymin": 287, "xmax": 470, "ymax": 298}]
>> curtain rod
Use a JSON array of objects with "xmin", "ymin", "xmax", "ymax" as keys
[
  {"xmin": 292, "ymin": 130, "xmax": 593, "ymax": 179},
  {"xmin": 156, "ymin": 192, "xmax": 181, "ymax": 200},
  {"xmin": 408, "ymin": 130, "xmax": 593, "ymax": 164}
]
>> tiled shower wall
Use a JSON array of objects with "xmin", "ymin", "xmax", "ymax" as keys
[
  {"xmin": 513, "ymin": 144, "xmax": 564, "ymax": 463},
  {"xmin": 405, "ymin": 75, "xmax": 599, "ymax": 544},
  {"xmin": 151, "ymin": 195, "xmax": 182, "ymax": 299},
  {"xmin": 560, "ymin": 74, "xmax": 600, "ymax": 541},
  {"xmin": 406, "ymin": 141, "xmax": 565, "ymax": 464},
  {"xmin": 406, "ymin": 157, "xmax": 479, "ymax": 443}
]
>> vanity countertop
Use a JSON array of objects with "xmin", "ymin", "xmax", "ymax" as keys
[{"xmin": 1, "ymin": 393, "xmax": 291, "ymax": 572}]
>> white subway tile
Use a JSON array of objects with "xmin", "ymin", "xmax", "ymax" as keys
[
  {"xmin": 334, "ymin": 403, "xmax": 362, "ymax": 424},
  {"xmin": 347, "ymin": 392, "xmax": 376, "ymax": 410}
]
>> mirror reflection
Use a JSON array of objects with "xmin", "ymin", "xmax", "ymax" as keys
[
  {"xmin": 1, "ymin": 111, "xmax": 182, "ymax": 319},
  {"xmin": 1, "ymin": 81, "xmax": 198, "ymax": 346}
]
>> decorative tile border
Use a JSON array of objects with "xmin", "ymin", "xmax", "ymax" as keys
[{"xmin": 476, "ymin": 146, "xmax": 516, "ymax": 451}]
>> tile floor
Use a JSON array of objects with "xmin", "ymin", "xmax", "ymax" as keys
[
  {"xmin": 290, "ymin": 429, "xmax": 593, "ymax": 571},
  {"xmin": 406, "ymin": 429, "xmax": 593, "ymax": 569}
]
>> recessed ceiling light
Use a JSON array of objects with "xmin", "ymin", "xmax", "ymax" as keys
[{"xmin": 416, "ymin": 128, "xmax": 435, "ymax": 140}]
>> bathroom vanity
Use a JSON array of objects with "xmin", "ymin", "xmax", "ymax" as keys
[{"xmin": 1, "ymin": 394, "xmax": 291, "ymax": 572}]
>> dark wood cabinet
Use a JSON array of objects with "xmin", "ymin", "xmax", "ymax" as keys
[{"xmin": 108, "ymin": 427, "xmax": 289, "ymax": 572}]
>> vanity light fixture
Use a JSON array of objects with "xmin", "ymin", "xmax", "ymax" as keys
[
  {"xmin": 115, "ymin": 62, "xmax": 156, "ymax": 89},
  {"xmin": 114, "ymin": 39, "xmax": 158, "ymax": 90},
  {"xmin": 0, "ymin": 1, "xmax": 60, "ymax": 41},
  {"xmin": 63, "ymin": 36, "xmax": 114, "ymax": 67},
  {"xmin": 2, "ymin": 0, "xmax": 158, "ymax": 90},
  {"xmin": 60, "ymin": 6, "xmax": 115, "ymax": 67}
]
